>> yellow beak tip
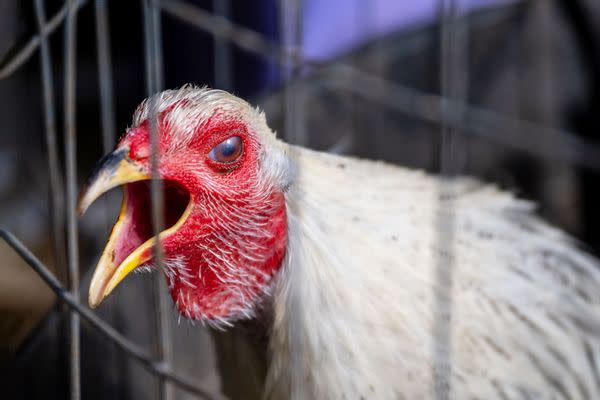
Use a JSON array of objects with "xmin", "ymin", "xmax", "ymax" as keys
[{"xmin": 88, "ymin": 291, "xmax": 104, "ymax": 309}]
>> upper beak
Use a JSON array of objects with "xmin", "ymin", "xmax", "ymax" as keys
[
  {"xmin": 78, "ymin": 148, "xmax": 150, "ymax": 308},
  {"xmin": 78, "ymin": 148, "xmax": 148, "ymax": 215}
]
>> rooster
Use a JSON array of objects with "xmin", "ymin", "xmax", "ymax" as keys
[{"xmin": 79, "ymin": 86, "xmax": 600, "ymax": 399}]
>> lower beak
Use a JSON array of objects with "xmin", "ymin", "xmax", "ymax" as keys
[{"xmin": 78, "ymin": 148, "xmax": 151, "ymax": 308}]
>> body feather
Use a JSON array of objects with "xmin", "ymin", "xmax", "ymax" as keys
[
  {"xmin": 87, "ymin": 87, "xmax": 600, "ymax": 399},
  {"xmin": 266, "ymin": 145, "xmax": 600, "ymax": 399}
]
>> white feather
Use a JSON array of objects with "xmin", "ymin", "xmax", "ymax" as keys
[
  {"xmin": 265, "ymin": 146, "xmax": 600, "ymax": 399},
  {"xmin": 138, "ymin": 87, "xmax": 600, "ymax": 399}
]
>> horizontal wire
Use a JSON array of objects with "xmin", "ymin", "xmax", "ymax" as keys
[
  {"xmin": 324, "ymin": 68, "xmax": 600, "ymax": 172},
  {"xmin": 4, "ymin": 0, "xmax": 597, "ymax": 170},
  {"xmin": 0, "ymin": 0, "xmax": 88, "ymax": 80},
  {"xmin": 160, "ymin": 0, "xmax": 600, "ymax": 173},
  {"xmin": 0, "ymin": 229, "xmax": 223, "ymax": 400},
  {"xmin": 2, "ymin": 0, "xmax": 598, "ymax": 170}
]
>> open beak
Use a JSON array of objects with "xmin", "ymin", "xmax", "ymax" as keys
[
  {"xmin": 80, "ymin": 148, "xmax": 192, "ymax": 309},
  {"xmin": 79, "ymin": 148, "xmax": 148, "ymax": 215},
  {"xmin": 78, "ymin": 148, "xmax": 151, "ymax": 308}
]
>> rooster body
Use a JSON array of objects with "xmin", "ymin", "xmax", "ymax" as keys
[
  {"xmin": 268, "ymin": 145, "xmax": 600, "ymax": 399},
  {"xmin": 81, "ymin": 87, "xmax": 600, "ymax": 399}
]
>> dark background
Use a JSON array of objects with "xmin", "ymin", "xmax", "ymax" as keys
[{"xmin": 1, "ymin": 0, "xmax": 600, "ymax": 399}]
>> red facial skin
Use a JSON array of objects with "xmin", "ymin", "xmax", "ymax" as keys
[{"xmin": 115, "ymin": 112, "xmax": 288, "ymax": 322}]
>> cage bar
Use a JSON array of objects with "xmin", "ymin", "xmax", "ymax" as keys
[
  {"xmin": 212, "ymin": 0, "xmax": 232, "ymax": 91},
  {"xmin": 433, "ymin": 0, "xmax": 468, "ymax": 398},
  {"xmin": 143, "ymin": 1, "xmax": 174, "ymax": 399},
  {"xmin": 1, "ymin": 2, "xmax": 599, "ymax": 399},
  {"xmin": 33, "ymin": 0, "xmax": 67, "ymax": 285},
  {"xmin": 159, "ymin": 0, "xmax": 600, "ymax": 172},
  {"xmin": 0, "ymin": 229, "xmax": 217, "ymax": 399},
  {"xmin": 63, "ymin": 0, "xmax": 81, "ymax": 398},
  {"xmin": 280, "ymin": 0, "xmax": 306, "ymax": 146},
  {"xmin": 0, "ymin": 0, "xmax": 87, "ymax": 80},
  {"xmin": 95, "ymin": 0, "xmax": 116, "ymax": 153}
]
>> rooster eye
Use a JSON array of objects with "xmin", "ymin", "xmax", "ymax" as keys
[{"xmin": 208, "ymin": 136, "xmax": 243, "ymax": 164}]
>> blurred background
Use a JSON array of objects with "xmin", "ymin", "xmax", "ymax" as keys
[{"xmin": 1, "ymin": 0, "xmax": 600, "ymax": 399}]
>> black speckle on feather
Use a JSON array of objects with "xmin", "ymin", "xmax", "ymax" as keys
[{"xmin": 477, "ymin": 231, "xmax": 494, "ymax": 240}]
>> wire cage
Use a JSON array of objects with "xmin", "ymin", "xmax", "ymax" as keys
[{"xmin": 1, "ymin": 0, "xmax": 600, "ymax": 399}]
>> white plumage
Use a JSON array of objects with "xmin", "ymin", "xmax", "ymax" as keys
[
  {"xmin": 86, "ymin": 87, "xmax": 600, "ymax": 399},
  {"xmin": 264, "ymin": 142, "xmax": 600, "ymax": 399}
]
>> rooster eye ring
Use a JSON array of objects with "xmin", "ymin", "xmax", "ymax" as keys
[{"xmin": 208, "ymin": 136, "xmax": 243, "ymax": 164}]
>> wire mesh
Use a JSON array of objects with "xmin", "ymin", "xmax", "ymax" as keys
[
  {"xmin": 62, "ymin": 1, "xmax": 81, "ymax": 398},
  {"xmin": 1, "ymin": 0, "xmax": 599, "ymax": 399},
  {"xmin": 142, "ymin": 1, "xmax": 174, "ymax": 399}
]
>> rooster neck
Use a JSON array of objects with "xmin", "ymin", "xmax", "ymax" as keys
[{"xmin": 265, "ymin": 146, "xmax": 413, "ymax": 399}]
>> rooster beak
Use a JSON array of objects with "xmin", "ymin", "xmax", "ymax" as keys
[
  {"xmin": 78, "ymin": 148, "xmax": 151, "ymax": 308},
  {"xmin": 78, "ymin": 148, "xmax": 148, "ymax": 215}
]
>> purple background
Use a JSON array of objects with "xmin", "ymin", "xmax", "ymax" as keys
[{"xmin": 302, "ymin": 0, "xmax": 520, "ymax": 59}]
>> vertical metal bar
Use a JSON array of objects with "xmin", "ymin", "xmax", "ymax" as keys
[
  {"xmin": 64, "ymin": 0, "xmax": 80, "ymax": 399},
  {"xmin": 33, "ymin": 0, "xmax": 67, "ymax": 283},
  {"xmin": 143, "ymin": 1, "xmax": 173, "ymax": 399},
  {"xmin": 279, "ymin": 0, "xmax": 305, "ymax": 145},
  {"xmin": 212, "ymin": 0, "xmax": 232, "ymax": 91},
  {"xmin": 434, "ymin": 1, "xmax": 467, "ymax": 399},
  {"xmin": 143, "ymin": 0, "xmax": 157, "ymax": 94},
  {"xmin": 151, "ymin": 1, "xmax": 164, "ymax": 92},
  {"xmin": 440, "ymin": 0, "xmax": 465, "ymax": 176},
  {"xmin": 94, "ymin": 2, "xmax": 120, "ymax": 398},
  {"xmin": 95, "ymin": 0, "xmax": 116, "ymax": 153}
]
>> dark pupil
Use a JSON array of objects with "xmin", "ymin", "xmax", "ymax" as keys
[
  {"xmin": 211, "ymin": 136, "xmax": 242, "ymax": 163},
  {"xmin": 219, "ymin": 139, "xmax": 237, "ymax": 157}
]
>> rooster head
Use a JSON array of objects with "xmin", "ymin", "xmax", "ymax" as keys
[{"xmin": 79, "ymin": 87, "xmax": 293, "ymax": 326}]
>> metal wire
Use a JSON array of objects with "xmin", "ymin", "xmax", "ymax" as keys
[
  {"xmin": 3, "ymin": 1, "xmax": 211, "ymax": 397},
  {"xmin": 93, "ymin": 3, "xmax": 120, "ymax": 398},
  {"xmin": 280, "ymin": 0, "xmax": 306, "ymax": 146},
  {"xmin": 63, "ymin": 1, "xmax": 81, "ymax": 398},
  {"xmin": 95, "ymin": 0, "xmax": 116, "ymax": 153},
  {"xmin": 0, "ymin": 0, "xmax": 87, "ymax": 80},
  {"xmin": 143, "ymin": 1, "xmax": 174, "ymax": 399},
  {"xmin": 160, "ymin": 0, "xmax": 600, "ymax": 173},
  {"xmin": 2, "ymin": 1, "xmax": 600, "ymax": 399},
  {"xmin": 33, "ymin": 0, "xmax": 67, "ymax": 284},
  {"xmin": 0, "ymin": 229, "xmax": 220, "ymax": 399},
  {"xmin": 212, "ymin": 0, "xmax": 232, "ymax": 91},
  {"xmin": 4, "ymin": 0, "xmax": 600, "ymax": 175},
  {"xmin": 434, "ymin": 1, "xmax": 466, "ymax": 398}
]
